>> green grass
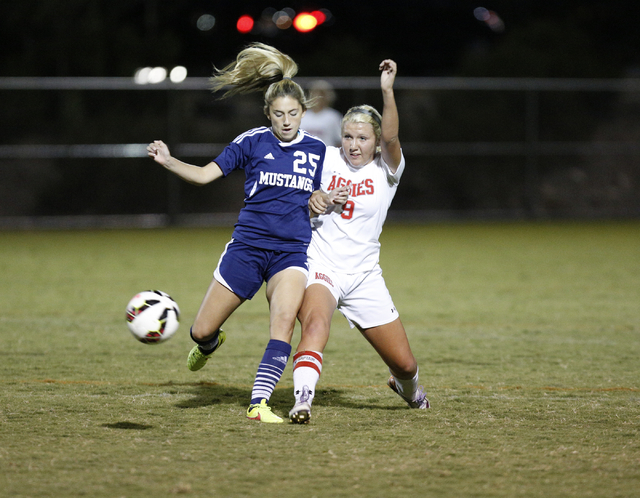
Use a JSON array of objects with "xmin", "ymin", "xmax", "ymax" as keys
[{"xmin": 0, "ymin": 222, "xmax": 639, "ymax": 497}]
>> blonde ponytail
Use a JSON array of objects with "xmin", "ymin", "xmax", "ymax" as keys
[{"xmin": 210, "ymin": 43, "xmax": 308, "ymax": 113}]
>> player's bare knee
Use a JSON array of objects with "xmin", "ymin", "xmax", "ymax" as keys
[
  {"xmin": 190, "ymin": 323, "xmax": 216, "ymax": 342},
  {"xmin": 301, "ymin": 315, "xmax": 331, "ymax": 340},
  {"xmin": 392, "ymin": 357, "xmax": 418, "ymax": 379},
  {"xmin": 271, "ymin": 310, "xmax": 298, "ymax": 333}
]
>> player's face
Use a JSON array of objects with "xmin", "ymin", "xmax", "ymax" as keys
[
  {"xmin": 342, "ymin": 122, "xmax": 378, "ymax": 167},
  {"xmin": 267, "ymin": 96, "xmax": 305, "ymax": 142}
]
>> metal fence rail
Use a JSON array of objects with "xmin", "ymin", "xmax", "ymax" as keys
[
  {"xmin": 2, "ymin": 76, "xmax": 640, "ymax": 91},
  {"xmin": 3, "ymin": 76, "xmax": 640, "ymax": 161},
  {"xmin": 1, "ymin": 76, "xmax": 639, "ymax": 227},
  {"xmin": 3, "ymin": 142, "xmax": 640, "ymax": 160}
]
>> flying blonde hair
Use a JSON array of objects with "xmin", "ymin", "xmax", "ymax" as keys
[{"xmin": 210, "ymin": 42, "xmax": 308, "ymax": 115}]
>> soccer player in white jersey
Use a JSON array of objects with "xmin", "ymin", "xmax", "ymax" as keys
[
  {"xmin": 289, "ymin": 60, "xmax": 429, "ymax": 424},
  {"xmin": 300, "ymin": 80, "xmax": 343, "ymax": 147},
  {"xmin": 147, "ymin": 43, "xmax": 340, "ymax": 423}
]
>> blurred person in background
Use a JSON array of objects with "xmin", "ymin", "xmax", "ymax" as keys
[
  {"xmin": 147, "ymin": 43, "xmax": 340, "ymax": 423},
  {"xmin": 289, "ymin": 60, "xmax": 430, "ymax": 424},
  {"xmin": 301, "ymin": 80, "xmax": 343, "ymax": 147}
]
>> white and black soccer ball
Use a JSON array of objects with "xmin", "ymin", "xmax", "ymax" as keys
[{"xmin": 125, "ymin": 290, "xmax": 180, "ymax": 344}]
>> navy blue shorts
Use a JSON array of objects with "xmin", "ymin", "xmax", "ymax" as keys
[{"xmin": 213, "ymin": 239, "xmax": 309, "ymax": 300}]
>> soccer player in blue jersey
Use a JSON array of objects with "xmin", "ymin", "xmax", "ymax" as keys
[{"xmin": 147, "ymin": 43, "xmax": 340, "ymax": 423}]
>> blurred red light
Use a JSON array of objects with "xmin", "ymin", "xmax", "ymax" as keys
[
  {"xmin": 311, "ymin": 10, "xmax": 326, "ymax": 24},
  {"xmin": 236, "ymin": 15, "xmax": 254, "ymax": 33}
]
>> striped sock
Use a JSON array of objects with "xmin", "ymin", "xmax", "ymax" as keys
[
  {"xmin": 292, "ymin": 351, "xmax": 323, "ymax": 405},
  {"xmin": 250, "ymin": 339, "xmax": 292, "ymax": 405}
]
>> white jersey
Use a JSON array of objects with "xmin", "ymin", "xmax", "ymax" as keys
[
  {"xmin": 301, "ymin": 108, "xmax": 343, "ymax": 147},
  {"xmin": 308, "ymin": 146, "xmax": 405, "ymax": 273}
]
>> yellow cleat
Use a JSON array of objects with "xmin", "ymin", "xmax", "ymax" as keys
[
  {"xmin": 246, "ymin": 400, "xmax": 283, "ymax": 423},
  {"xmin": 186, "ymin": 330, "xmax": 226, "ymax": 371}
]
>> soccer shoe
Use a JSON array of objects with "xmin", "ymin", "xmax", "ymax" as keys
[
  {"xmin": 246, "ymin": 400, "xmax": 283, "ymax": 423},
  {"xmin": 186, "ymin": 330, "xmax": 226, "ymax": 371},
  {"xmin": 289, "ymin": 401, "xmax": 311, "ymax": 424},
  {"xmin": 387, "ymin": 376, "xmax": 431, "ymax": 409}
]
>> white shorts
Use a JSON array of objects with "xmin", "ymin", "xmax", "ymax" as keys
[{"xmin": 307, "ymin": 261, "xmax": 399, "ymax": 330}]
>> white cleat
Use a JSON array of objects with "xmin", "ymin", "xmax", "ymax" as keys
[
  {"xmin": 387, "ymin": 376, "xmax": 431, "ymax": 409},
  {"xmin": 289, "ymin": 401, "xmax": 311, "ymax": 424}
]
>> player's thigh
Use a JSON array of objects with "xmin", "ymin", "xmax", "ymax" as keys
[
  {"xmin": 265, "ymin": 268, "xmax": 308, "ymax": 341},
  {"xmin": 297, "ymin": 283, "xmax": 337, "ymax": 352}
]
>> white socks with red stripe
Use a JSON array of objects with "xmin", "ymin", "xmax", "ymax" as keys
[{"xmin": 292, "ymin": 350, "xmax": 323, "ymax": 405}]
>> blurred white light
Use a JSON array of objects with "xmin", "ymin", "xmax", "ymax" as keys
[
  {"xmin": 273, "ymin": 10, "xmax": 293, "ymax": 29},
  {"xmin": 258, "ymin": 7, "xmax": 278, "ymax": 36},
  {"xmin": 197, "ymin": 14, "xmax": 216, "ymax": 31},
  {"xmin": 170, "ymin": 66, "xmax": 188, "ymax": 83},
  {"xmin": 474, "ymin": 7, "xmax": 491, "ymax": 21},
  {"xmin": 134, "ymin": 67, "xmax": 152, "ymax": 84},
  {"xmin": 474, "ymin": 6, "xmax": 505, "ymax": 33},
  {"xmin": 148, "ymin": 67, "xmax": 167, "ymax": 84}
]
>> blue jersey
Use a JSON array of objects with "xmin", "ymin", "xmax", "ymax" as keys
[{"xmin": 214, "ymin": 127, "xmax": 325, "ymax": 252}]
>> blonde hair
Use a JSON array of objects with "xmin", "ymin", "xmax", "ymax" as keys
[
  {"xmin": 342, "ymin": 105, "xmax": 382, "ymax": 142},
  {"xmin": 210, "ymin": 42, "xmax": 308, "ymax": 115}
]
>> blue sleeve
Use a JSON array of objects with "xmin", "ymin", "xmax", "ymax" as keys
[
  {"xmin": 313, "ymin": 147, "xmax": 325, "ymax": 191},
  {"xmin": 214, "ymin": 135, "xmax": 253, "ymax": 176}
]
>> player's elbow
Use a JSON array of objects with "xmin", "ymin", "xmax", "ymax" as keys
[
  {"xmin": 382, "ymin": 135, "xmax": 400, "ymax": 149},
  {"xmin": 196, "ymin": 162, "xmax": 224, "ymax": 185}
]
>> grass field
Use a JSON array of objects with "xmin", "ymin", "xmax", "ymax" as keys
[{"xmin": 0, "ymin": 221, "xmax": 639, "ymax": 498}]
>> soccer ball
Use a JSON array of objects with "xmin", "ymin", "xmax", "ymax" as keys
[{"xmin": 125, "ymin": 290, "xmax": 180, "ymax": 344}]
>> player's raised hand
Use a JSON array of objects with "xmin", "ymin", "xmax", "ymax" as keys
[
  {"xmin": 379, "ymin": 59, "xmax": 397, "ymax": 91},
  {"xmin": 147, "ymin": 140, "xmax": 171, "ymax": 166}
]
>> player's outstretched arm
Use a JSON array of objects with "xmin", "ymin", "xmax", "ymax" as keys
[
  {"xmin": 379, "ymin": 60, "xmax": 402, "ymax": 173},
  {"xmin": 147, "ymin": 140, "xmax": 224, "ymax": 185}
]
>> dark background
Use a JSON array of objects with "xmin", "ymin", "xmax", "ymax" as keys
[
  {"xmin": 5, "ymin": 0, "xmax": 640, "ymax": 77},
  {"xmin": 3, "ymin": 0, "xmax": 640, "ymax": 78},
  {"xmin": 1, "ymin": 1, "xmax": 640, "ymax": 221}
]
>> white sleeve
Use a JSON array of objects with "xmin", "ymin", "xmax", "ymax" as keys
[{"xmin": 380, "ymin": 150, "xmax": 405, "ymax": 186}]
